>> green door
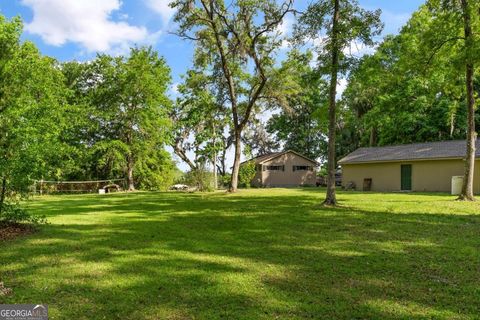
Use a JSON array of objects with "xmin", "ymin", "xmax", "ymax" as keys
[{"xmin": 401, "ymin": 164, "xmax": 412, "ymax": 191}]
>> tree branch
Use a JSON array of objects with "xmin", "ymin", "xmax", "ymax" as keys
[{"xmin": 425, "ymin": 36, "xmax": 465, "ymax": 66}]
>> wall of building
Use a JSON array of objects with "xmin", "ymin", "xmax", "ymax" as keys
[
  {"xmin": 342, "ymin": 159, "xmax": 480, "ymax": 194},
  {"xmin": 251, "ymin": 167, "xmax": 263, "ymax": 187},
  {"xmin": 260, "ymin": 153, "xmax": 317, "ymax": 187},
  {"xmin": 341, "ymin": 162, "xmax": 401, "ymax": 192}
]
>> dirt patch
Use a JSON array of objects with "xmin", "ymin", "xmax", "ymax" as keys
[{"xmin": 0, "ymin": 223, "xmax": 35, "ymax": 241}]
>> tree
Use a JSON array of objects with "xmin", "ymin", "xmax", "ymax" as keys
[
  {"xmin": 294, "ymin": 0, "xmax": 382, "ymax": 205},
  {"xmin": 238, "ymin": 161, "xmax": 256, "ymax": 188},
  {"xmin": 135, "ymin": 147, "xmax": 178, "ymax": 191},
  {"xmin": 0, "ymin": 16, "xmax": 68, "ymax": 212},
  {"xmin": 421, "ymin": 0, "xmax": 479, "ymax": 201},
  {"xmin": 267, "ymin": 50, "xmax": 328, "ymax": 161},
  {"xmin": 172, "ymin": 0, "xmax": 294, "ymax": 192},
  {"xmin": 78, "ymin": 47, "xmax": 173, "ymax": 190},
  {"xmin": 242, "ymin": 120, "xmax": 279, "ymax": 157},
  {"xmin": 171, "ymin": 69, "xmax": 230, "ymax": 189},
  {"xmin": 341, "ymin": 2, "xmax": 479, "ymax": 200},
  {"xmin": 340, "ymin": 30, "xmax": 469, "ymax": 149}
]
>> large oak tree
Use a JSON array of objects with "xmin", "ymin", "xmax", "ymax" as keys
[{"xmin": 172, "ymin": 0, "xmax": 294, "ymax": 192}]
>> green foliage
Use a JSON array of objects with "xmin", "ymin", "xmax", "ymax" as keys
[
  {"xmin": 293, "ymin": 0, "xmax": 383, "ymax": 76},
  {"xmin": 59, "ymin": 47, "xmax": 175, "ymax": 189},
  {"xmin": 182, "ymin": 165, "xmax": 214, "ymax": 192},
  {"xmin": 267, "ymin": 50, "xmax": 328, "ymax": 161},
  {"xmin": 238, "ymin": 161, "xmax": 256, "ymax": 188},
  {"xmin": 171, "ymin": 69, "xmax": 229, "ymax": 173},
  {"xmin": 135, "ymin": 149, "xmax": 177, "ymax": 191},
  {"xmin": 294, "ymin": 0, "xmax": 383, "ymax": 204},
  {"xmin": 172, "ymin": 0, "xmax": 295, "ymax": 190},
  {"xmin": 0, "ymin": 15, "xmax": 68, "ymax": 203},
  {"xmin": 340, "ymin": 4, "xmax": 479, "ymax": 153},
  {"xmin": 0, "ymin": 202, "xmax": 46, "ymax": 225},
  {"xmin": 0, "ymin": 14, "xmax": 178, "ymax": 196},
  {"xmin": 220, "ymin": 173, "xmax": 232, "ymax": 188},
  {"xmin": 318, "ymin": 165, "xmax": 328, "ymax": 177}
]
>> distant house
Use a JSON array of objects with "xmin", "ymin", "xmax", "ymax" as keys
[
  {"xmin": 339, "ymin": 140, "xmax": 480, "ymax": 193},
  {"xmin": 242, "ymin": 150, "xmax": 319, "ymax": 187}
]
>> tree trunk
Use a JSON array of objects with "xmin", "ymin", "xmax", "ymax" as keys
[
  {"xmin": 213, "ymin": 153, "xmax": 218, "ymax": 190},
  {"xmin": 127, "ymin": 155, "xmax": 135, "ymax": 191},
  {"xmin": 459, "ymin": 0, "xmax": 476, "ymax": 201},
  {"xmin": 172, "ymin": 141, "xmax": 197, "ymax": 172},
  {"xmin": 229, "ymin": 130, "xmax": 242, "ymax": 192},
  {"xmin": 213, "ymin": 123, "xmax": 218, "ymax": 190},
  {"xmin": 217, "ymin": 155, "xmax": 226, "ymax": 177},
  {"xmin": 323, "ymin": 0, "xmax": 340, "ymax": 206},
  {"xmin": 218, "ymin": 135, "xmax": 233, "ymax": 177},
  {"xmin": 459, "ymin": 63, "xmax": 476, "ymax": 201},
  {"xmin": 0, "ymin": 176, "xmax": 6, "ymax": 215}
]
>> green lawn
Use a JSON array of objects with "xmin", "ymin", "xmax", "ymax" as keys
[{"xmin": 1, "ymin": 189, "xmax": 479, "ymax": 319}]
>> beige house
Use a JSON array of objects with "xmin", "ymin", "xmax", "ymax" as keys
[
  {"xmin": 243, "ymin": 150, "xmax": 318, "ymax": 187},
  {"xmin": 339, "ymin": 140, "xmax": 480, "ymax": 193}
]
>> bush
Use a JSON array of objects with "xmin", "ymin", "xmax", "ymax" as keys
[
  {"xmin": 183, "ymin": 166, "xmax": 214, "ymax": 192},
  {"xmin": 239, "ymin": 161, "xmax": 256, "ymax": 188},
  {"xmin": 0, "ymin": 202, "xmax": 47, "ymax": 225},
  {"xmin": 220, "ymin": 173, "xmax": 232, "ymax": 189},
  {"xmin": 135, "ymin": 150, "xmax": 178, "ymax": 191}
]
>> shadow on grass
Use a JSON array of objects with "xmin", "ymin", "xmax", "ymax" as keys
[{"xmin": 1, "ymin": 190, "xmax": 479, "ymax": 319}]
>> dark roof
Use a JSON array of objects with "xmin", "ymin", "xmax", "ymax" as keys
[
  {"xmin": 241, "ymin": 150, "xmax": 319, "ymax": 165},
  {"xmin": 338, "ymin": 139, "xmax": 480, "ymax": 164},
  {"xmin": 250, "ymin": 152, "xmax": 282, "ymax": 164}
]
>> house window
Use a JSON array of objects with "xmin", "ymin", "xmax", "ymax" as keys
[
  {"xmin": 265, "ymin": 165, "xmax": 284, "ymax": 171},
  {"xmin": 293, "ymin": 165, "xmax": 313, "ymax": 172}
]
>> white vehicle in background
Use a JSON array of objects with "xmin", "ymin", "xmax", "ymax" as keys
[{"xmin": 170, "ymin": 184, "xmax": 189, "ymax": 191}]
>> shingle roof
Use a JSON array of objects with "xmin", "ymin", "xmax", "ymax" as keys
[
  {"xmin": 241, "ymin": 150, "xmax": 319, "ymax": 165},
  {"xmin": 338, "ymin": 139, "xmax": 480, "ymax": 164},
  {"xmin": 251, "ymin": 152, "xmax": 282, "ymax": 164}
]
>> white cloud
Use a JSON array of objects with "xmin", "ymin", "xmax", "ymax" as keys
[
  {"xmin": 277, "ymin": 15, "xmax": 293, "ymax": 37},
  {"xmin": 145, "ymin": 0, "xmax": 175, "ymax": 26},
  {"xmin": 277, "ymin": 15, "xmax": 294, "ymax": 50},
  {"xmin": 169, "ymin": 82, "xmax": 180, "ymax": 97},
  {"xmin": 342, "ymin": 41, "xmax": 376, "ymax": 57},
  {"xmin": 336, "ymin": 78, "xmax": 348, "ymax": 99},
  {"xmin": 22, "ymin": 0, "xmax": 148, "ymax": 53}
]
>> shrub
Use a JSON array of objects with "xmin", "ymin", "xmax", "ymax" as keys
[
  {"xmin": 183, "ymin": 166, "xmax": 214, "ymax": 192},
  {"xmin": 135, "ymin": 150, "xmax": 178, "ymax": 191},
  {"xmin": 0, "ymin": 202, "xmax": 47, "ymax": 225},
  {"xmin": 220, "ymin": 173, "xmax": 232, "ymax": 189},
  {"xmin": 239, "ymin": 161, "xmax": 256, "ymax": 188}
]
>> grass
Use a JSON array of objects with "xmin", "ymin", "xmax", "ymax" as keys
[{"xmin": 0, "ymin": 188, "xmax": 479, "ymax": 319}]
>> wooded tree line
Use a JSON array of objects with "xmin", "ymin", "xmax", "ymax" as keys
[
  {"xmin": 339, "ymin": 1, "xmax": 479, "ymax": 201},
  {"xmin": 0, "ymin": 16, "xmax": 176, "ymax": 214},
  {"xmin": 0, "ymin": 0, "xmax": 478, "ymax": 214},
  {"xmin": 169, "ymin": 0, "xmax": 478, "ymax": 202}
]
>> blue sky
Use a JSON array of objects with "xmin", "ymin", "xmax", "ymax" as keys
[
  {"xmin": 0, "ymin": 0, "xmax": 425, "ymax": 170},
  {"xmin": 1, "ymin": 0, "xmax": 425, "ymax": 89}
]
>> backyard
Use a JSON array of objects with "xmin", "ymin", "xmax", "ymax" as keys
[{"xmin": 0, "ymin": 189, "xmax": 479, "ymax": 319}]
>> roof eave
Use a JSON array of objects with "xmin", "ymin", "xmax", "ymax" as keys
[
  {"xmin": 339, "ymin": 156, "xmax": 468, "ymax": 165},
  {"xmin": 258, "ymin": 150, "xmax": 320, "ymax": 165}
]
